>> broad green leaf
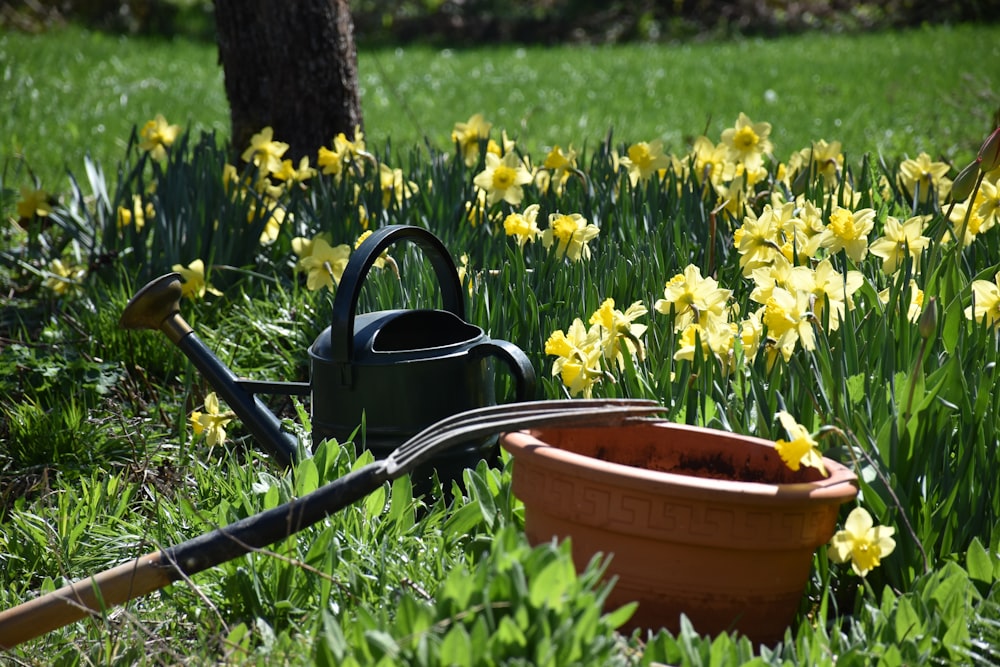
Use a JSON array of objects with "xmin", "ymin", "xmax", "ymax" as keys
[
  {"xmin": 363, "ymin": 482, "xmax": 387, "ymax": 517},
  {"xmin": 443, "ymin": 500, "xmax": 485, "ymax": 539},
  {"xmin": 878, "ymin": 643, "xmax": 904, "ymax": 667},
  {"xmin": 529, "ymin": 557, "xmax": 575, "ymax": 611},
  {"xmin": 493, "ymin": 615, "xmax": 527, "ymax": 650},
  {"xmin": 892, "ymin": 595, "xmax": 923, "ymax": 642},
  {"xmin": 294, "ymin": 456, "xmax": 319, "ymax": 495},
  {"xmin": 440, "ymin": 565, "xmax": 476, "ymax": 611},
  {"xmin": 966, "ymin": 537, "xmax": 995, "ymax": 586},
  {"xmin": 846, "ymin": 373, "xmax": 866, "ymax": 405},
  {"xmin": 387, "ymin": 475, "xmax": 415, "ymax": 530},
  {"xmin": 438, "ymin": 625, "xmax": 473, "ymax": 667}
]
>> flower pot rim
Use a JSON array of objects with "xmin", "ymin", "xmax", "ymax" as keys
[{"xmin": 500, "ymin": 420, "xmax": 857, "ymax": 502}]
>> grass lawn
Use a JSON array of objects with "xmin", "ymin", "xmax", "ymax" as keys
[
  {"xmin": 2, "ymin": 19, "xmax": 1000, "ymax": 665},
  {"xmin": 2, "ymin": 22, "xmax": 999, "ymax": 193}
]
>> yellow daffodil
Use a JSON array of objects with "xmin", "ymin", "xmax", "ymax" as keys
[
  {"xmin": 790, "ymin": 258, "xmax": 863, "ymax": 332},
  {"xmin": 734, "ymin": 203, "xmax": 800, "ymax": 275},
  {"xmin": 273, "ymin": 156, "xmax": 317, "ymax": 184},
  {"xmin": 16, "ymin": 186, "xmax": 52, "ymax": 219},
  {"xmin": 828, "ymin": 507, "xmax": 896, "ymax": 577},
  {"xmin": 761, "ymin": 286, "xmax": 816, "ymax": 361},
  {"xmin": 536, "ymin": 145, "xmax": 578, "ymax": 195},
  {"xmin": 965, "ymin": 272, "xmax": 1000, "ymax": 327},
  {"xmin": 689, "ymin": 135, "xmax": 730, "ymax": 187},
  {"xmin": 171, "ymin": 259, "xmax": 222, "ymax": 299},
  {"xmin": 816, "ymin": 206, "xmax": 876, "ymax": 263},
  {"xmin": 898, "ymin": 152, "xmax": 951, "ymax": 204},
  {"xmin": 379, "ymin": 162, "xmax": 419, "ymax": 208},
  {"xmin": 503, "ymin": 204, "xmax": 542, "ymax": 249},
  {"xmin": 464, "ymin": 188, "xmax": 490, "ymax": 227},
  {"xmin": 948, "ymin": 179, "xmax": 999, "ymax": 246},
  {"xmin": 589, "ymin": 298, "xmax": 648, "ymax": 368},
  {"xmin": 189, "ymin": 392, "xmax": 234, "ymax": 447},
  {"xmin": 654, "ymin": 264, "xmax": 732, "ymax": 332},
  {"xmin": 452, "ymin": 113, "xmax": 493, "ymax": 167},
  {"xmin": 299, "ymin": 237, "xmax": 351, "ymax": 291},
  {"xmin": 43, "ymin": 258, "xmax": 85, "ymax": 296},
  {"xmin": 541, "ymin": 212, "xmax": 600, "ymax": 262},
  {"xmin": 545, "ymin": 319, "xmax": 604, "ymax": 398},
  {"xmin": 317, "ymin": 126, "xmax": 368, "ymax": 178},
  {"xmin": 354, "ymin": 230, "xmax": 393, "ymax": 271},
  {"xmin": 117, "ymin": 194, "xmax": 154, "ymax": 232},
  {"xmin": 800, "ymin": 139, "xmax": 844, "ymax": 188},
  {"xmin": 473, "ymin": 152, "xmax": 533, "ymax": 206},
  {"xmin": 241, "ymin": 127, "xmax": 289, "ymax": 175},
  {"xmin": 456, "ymin": 253, "xmax": 476, "ymax": 296},
  {"xmin": 869, "ymin": 215, "xmax": 931, "ymax": 275},
  {"xmin": 486, "ymin": 130, "xmax": 517, "ymax": 160},
  {"xmin": 879, "ymin": 279, "xmax": 925, "ymax": 324},
  {"xmin": 673, "ymin": 319, "xmax": 737, "ymax": 369},
  {"xmin": 739, "ymin": 310, "xmax": 764, "ymax": 363},
  {"xmin": 621, "ymin": 140, "xmax": 670, "ymax": 186},
  {"xmin": 774, "ymin": 411, "xmax": 828, "ymax": 476},
  {"xmin": 139, "ymin": 114, "xmax": 181, "ymax": 160},
  {"xmin": 721, "ymin": 112, "xmax": 773, "ymax": 172}
]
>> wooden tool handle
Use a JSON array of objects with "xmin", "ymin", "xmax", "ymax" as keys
[{"xmin": 0, "ymin": 552, "xmax": 173, "ymax": 649}]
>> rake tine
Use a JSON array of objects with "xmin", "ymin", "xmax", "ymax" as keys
[
  {"xmin": 391, "ymin": 399, "xmax": 659, "ymax": 460},
  {"xmin": 385, "ymin": 402, "xmax": 664, "ymax": 478}
]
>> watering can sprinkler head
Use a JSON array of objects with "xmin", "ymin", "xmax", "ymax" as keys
[{"xmin": 119, "ymin": 272, "xmax": 192, "ymax": 344}]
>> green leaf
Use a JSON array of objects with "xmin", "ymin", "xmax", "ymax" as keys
[
  {"xmin": 528, "ymin": 557, "xmax": 575, "ymax": 612},
  {"xmin": 438, "ymin": 625, "xmax": 473, "ymax": 667},
  {"xmin": 443, "ymin": 500, "xmax": 485, "ymax": 540},
  {"xmin": 294, "ymin": 457, "xmax": 319, "ymax": 495},
  {"xmin": 364, "ymin": 482, "xmax": 387, "ymax": 517},
  {"xmin": 364, "ymin": 630, "xmax": 399, "ymax": 659},
  {"xmin": 602, "ymin": 601, "xmax": 637, "ymax": 630},
  {"xmin": 892, "ymin": 595, "xmax": 923, "ymax": 642},
  {"xmin": 466, "ymin": 467, "xmax": 497, "ymax": 531},
  {"xmin": 493, "ymin": 615, "xmax": 527, "ymax": 650},
  {"xmin": 966, "ymin": 537, "xmax": 995, "ymax": 586},
  {"xmin": 846, "ymin": 373, "xmax": 866, "ymax": 405},
  {"xmin": 386, "ymin": 475, "xmax": 415, "ymax": 530}
]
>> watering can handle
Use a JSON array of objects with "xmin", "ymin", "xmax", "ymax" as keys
[
  {"xmin": 330, "ymin": 225, "xmax": 465, "ymax": 364},
  {"xmin": 470, "ymin": 339, "xmax": 537, "ymax": 401}
]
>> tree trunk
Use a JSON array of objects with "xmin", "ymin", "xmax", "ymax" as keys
[{"xmin": 214, "ymin": 0, "xmax": 363, "ymax": 163}]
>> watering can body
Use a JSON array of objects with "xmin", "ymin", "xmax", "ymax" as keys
[{"xmin": 309, "ymin": 225, "xmax": 535, "ymax": 492}]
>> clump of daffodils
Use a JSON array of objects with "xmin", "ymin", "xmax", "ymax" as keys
[{"xmin": 545, "ymin": 298, "xmax": 647, "ymax": 397}]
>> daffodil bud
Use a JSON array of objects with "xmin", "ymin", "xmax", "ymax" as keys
[
  {"xmin": 791, "ymin": 164, "xmax": 811, "ymax": 196},
  {"xmin": 950, "ymin": 160, "xmax": 980, "ymax": 202},
  {"xmin": 978, "ymin": 127, "xmax": 1000, "ymax": 173},
  {"xmin": 918, "ymin": 295, "xmax": 937, "ymax": 340}
]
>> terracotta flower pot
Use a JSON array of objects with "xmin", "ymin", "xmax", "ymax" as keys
[{"xmin": 500, "ymin": 420, "xmax": 858, "ymax": 644}]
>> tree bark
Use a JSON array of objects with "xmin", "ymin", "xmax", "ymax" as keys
[{"xmin": 214, "ymin": 0, "xmax": 363, "ymax": 163}]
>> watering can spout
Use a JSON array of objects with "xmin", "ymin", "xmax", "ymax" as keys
[{"xmin": 120, "ymin": 273, "xmax": 303, "ymax": 466}]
